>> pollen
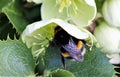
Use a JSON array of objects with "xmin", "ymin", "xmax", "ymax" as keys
[
  {"xmin": 61, "ymin": 52, "xmax": 70, "ymax": 57},
  {"xmin": 56, "ymin": 0, "xmax": 79, "ymax": 14},
  {"xmin": 56, "ymin": 0, "xmax": 71, "ymax": 12},
  {"xmin": 77, "ymin": 41, "xmax": 83, "ymax": 49}
]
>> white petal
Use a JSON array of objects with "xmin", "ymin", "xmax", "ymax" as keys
[
  {"xmin": 107, "ymin": 53, "xmax": 120, "ymax": 64},
  {"xmin": 27, "ymin": 0, "xmax": 42, "ymax": 4},
  {"xmin": 22, "ymin": 19, "xmax": 89, "ymax": 43},
  {"xmin": 102, "ymin": 0, "xmax": 120, "ymax": 27},
  {"xmin": 85, "ymin": 0, "xmax": 96, "ymax": 6},
  {"xmin": 94, "ymin": 22, "xmax": 120, "ymax": 53}
]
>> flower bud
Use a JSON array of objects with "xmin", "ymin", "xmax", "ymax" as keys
[
  {"xmin": 102, "ymin": 0, "xmax": 120, "ymax": 27},
  {"xmin": 94, "ymin": 22, "xmax": 120, "ymax": 53},
  {"xmin": 107, "ymin": 53, "xmax": 120, "ymax": 64}
]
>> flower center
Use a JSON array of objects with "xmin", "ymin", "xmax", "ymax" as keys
[
  {"xmin": 56, "ymin": 0, "xmax": 78, "ymax": 13},
  {"xmin": 56, "ymin": 0, "xmax": 71, "ymax": 12}
]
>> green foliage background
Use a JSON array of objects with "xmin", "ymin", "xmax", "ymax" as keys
[{"xmin": 0, "ymin": 0, "xmax": 117, "ymax": 77}]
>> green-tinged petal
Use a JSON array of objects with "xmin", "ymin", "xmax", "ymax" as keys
[
  {"xmin": 102, "ymin": 0, "xmax": 120, "ymax": 27},
  {"xmin": 27, "ymin": 0, "xmax": 43, "ymax": 4},
  {"xmin": 70, "ymin": 0, "xmax": 97, "ymax": 27},
  {"xmin": 41, "ymin": 0, "xmax": 96, "ymax": 27},
  {"xmin": 94, "ymin": 22, "xmax": 120, "ymax": 53},
  {"xmin": 41, "ymin": 0, "xmax": 68, "ymax": 20},
  {"xmin": 22, "ymin": 19, "xmax": 92, "ymax": 57},
  {"xmin": 85, "ymin": 0, "xmax": 96, "ymax": 6}
]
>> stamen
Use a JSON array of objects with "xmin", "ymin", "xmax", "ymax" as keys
[
  {"xmin": 71, "ymin": 0, "xmax": 78, "ymax": 10},
  {"xmin": 56, "ymin": 0, "xmax": 72, "ymax": 12}
]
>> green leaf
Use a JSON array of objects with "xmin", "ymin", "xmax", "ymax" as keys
[
  {"xmin": 1, "ymin": 0, "xmax": 29, "ymax": 33},
  {"xmin": 0, "ymin": 0, "xmax": 12, "ymax": 12},
  {"xmin": 0, "ymin": 13, "xmax": 19, "ymax": 40},
  {"xmin": 0, "ymin": 39, "xmax": 35, "ymax": 76},
  {"xmin": 43, "ymin": 46, "xmax": 115, "ymax": 77},
  {"xmin": 95, "ymin": 0, "xmax": 105, "ymax": 12},
  {"xmin": 43, "ymin": 69, "xmax": 75, "ymax": 77},
  {"xmin": 35, "ymin": 54, "xmax": 45, "ymax": 75},
  {"xmin": 51, "ymin": 69, "xmax": 75, "ymax": 77},
  {"xmin": 44, "ymin": 46, "xmax": 62, "ymax": 70}
]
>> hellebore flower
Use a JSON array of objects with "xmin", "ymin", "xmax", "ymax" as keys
[
  {"xmin": 102, "ymin": 0, "xmax": 120, "ymax": 27},
  {"xmin": 94, "ymin": 22, "xmax": 120, "ymax": 53},
  {"xmin": 41, "ymin": 0, "xmax": 97, "ymax": 27},
  {"xmin": 22, "ymin": 19, "xmax": 96, "ymax": 57}
]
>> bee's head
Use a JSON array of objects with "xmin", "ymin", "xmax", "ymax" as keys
[{"xmin": 54, "ymin": 26, "xmax": 70, "ymax": 45}]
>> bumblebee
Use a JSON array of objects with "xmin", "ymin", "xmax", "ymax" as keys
[{"xmin": 54, "ymin": 26, "xmax": 86, "ymax": 68}]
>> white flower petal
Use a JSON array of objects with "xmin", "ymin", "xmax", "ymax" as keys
[
  {"xmin": 107, "ymin": 53, "xmax": 120, "ymax": 64},
  {"xmin": 94, "ymin": 22, "xmax": 120, "ymax": 53},
  {"xmin": 27, "ymin": 0, "xmax": 43, "ymax": 4},
  {"xmin": 22, "ymin": 19, "xmax": 89, "ymax": 42},
  {"xmin": 85, "ymin": 0, "xmax": 96, "ymax": 7},
  {"xmin": 102, "ymin": 0, "xmax": 120, "ymax": 27}
]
